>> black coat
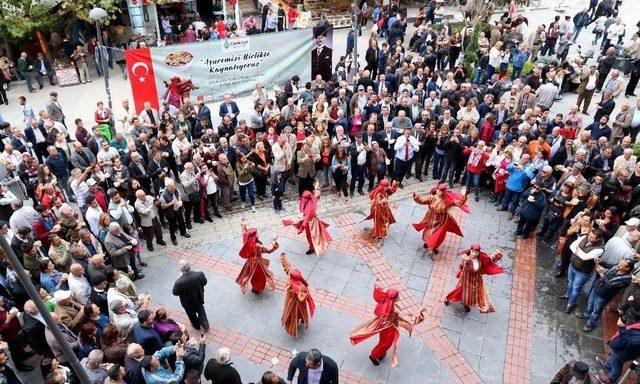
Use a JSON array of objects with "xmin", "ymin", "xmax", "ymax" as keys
[
  {"xmin": 172, "ymin": 270, "xmax": 207, "ymax": 309},
  {"xmin": 287, "ymin": 352, "xmax": 339, "ymax": 384},
  {"xmin": 203, "ymin": 359, "xmax": 242, "ymax": 384},
  {"xmin": 22, "ymin": 313, "xmax": 49, "ymax": 355},
  {"xmin": 124, "ymin": 354, "xmax": 145, "ymax": 384}
]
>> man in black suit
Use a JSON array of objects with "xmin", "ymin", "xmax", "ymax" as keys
[
  {"xmin": 311, "ymin": 27, "xmax": 333, "ymax": 82},
  {"xmin": 287, "ymin": 349, "xmax": 339, "ymax": 384},
  {"xmin": 22, "ymin": 300, "xmax": 51, "ymax": 356},
  {"xmin": 124, "ymin": 343, "xmax": 146, "ymax": 384},
  {"xmin": 218, "ymin": 94, "xmax": 240, "ymax": 127},
  {"xmin": 374, "ymin": 122, "xmax": 401, "ymax": 174},
  {"xmin": 24, "ymin": 118, "xmax": 47, "ymax": 162},
  {"xmin": 593, "ymin": 90, "xmax": 615, "ymax": 123},
  {"xmin": 172, "ymin": 260, "xmax": 209, "ymax": 331}
]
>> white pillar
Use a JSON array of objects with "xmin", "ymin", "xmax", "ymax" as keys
[
  {"xmin": 222, "ymin": 0, "xmax": 228, "ymax": 20},
  {"xmin": 234, "ymin": 1, "xmax": 241, "ymax": 25}
]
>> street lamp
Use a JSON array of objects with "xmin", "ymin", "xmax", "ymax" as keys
[
  {"xmin": 90, "ymin": 7, "xmax": 113, "ymax": 112},
  {"xmin": 0, "ymin": 238, "xmax": 91, "ymax": 383}
]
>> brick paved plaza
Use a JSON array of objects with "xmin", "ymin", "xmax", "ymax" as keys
[{"xmin": 135, "ymin": 178, "xmax": 608, "ymax": 384}]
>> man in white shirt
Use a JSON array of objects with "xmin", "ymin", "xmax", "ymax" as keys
[
  {"xmin": 0, "ymin": 144, "xmax": 22, "ymax": 167},
  {"xmin": 68, "ymin": 263, "xmax": 92, "ymax": 305},
  {"xmin": 9, "ymin": 200, "xmax": 36, "ymax": 231},
  {"xmin": 393, "ymin": 127, "xmax": 420, "ymax": 188},
  {"xmin": 96, "ymin": 141, "xmax": 119, "ymax": 174},
  {"xmin": 631, "ymin": 99, "xmax": 640, "ymax": 139},
  {"xmin": 564, "ymin": 230, "xmax": 604, "ymax": 313},
  {"xmin": 115, "ymin": 99, "xmax": 136, "ymax": 140},
  {"xmin": 85, "ymin": 195, "xmax": 104, "ymax": 236}
]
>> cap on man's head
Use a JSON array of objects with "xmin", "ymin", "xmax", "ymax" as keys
[
  {"xmin": 50, "ymin": 92, "xmax": 58, "ymax": 97},
  {"xmin": 86, "ymin": 178, "xmax": 97, "ymax": 187},
  {"xmin": 357, "ymin": 85, "xmax": 364, "ymax": 91},
  {"xmin": 573, "ymin": 162, "xmax": 584, "ymax": 170},
  {"xmin": 52, "ymin": 290, "xmax": 71, "ymax": 303},
  {"xmin": 626, "ymin": 217, "xmax": 640, "ymax": 227},
  {"xmin": 572, "ymin": 361, "xmax": 589, "ymax": 376}
]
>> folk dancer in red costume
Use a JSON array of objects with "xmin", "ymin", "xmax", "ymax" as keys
[
  {"xmin": 349, "ymin": 285, "xmax": 425, "ymax": 367},
  {"xmin": 412, "ymin": 184, "xmax": 470, "ymax": 256},
  {"xmin": 280, "ymin": 253, "xmax": 315, "ymax": 337},
  {"xmin": 364, "ymin": 179, "xmax": 399, "ymax": 239},
  {"xmin": 444, "ymin": 243, "xmax": 504, "ymax": 313},
  {"xmin": 235, "ymin": 219, "xmax": 279, "ymax": 294},
  {"xmin": 283, "ymin": 183, "xmax": 331, "ymax": 255}
]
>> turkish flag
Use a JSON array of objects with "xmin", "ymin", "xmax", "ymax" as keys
[
  {"xmin": 125, "ymin": 48, "xmax": 160, "ymax": 114},
  {"xmin": 229, "ymin": 0, "xmax": 237, "ymax": 5}
]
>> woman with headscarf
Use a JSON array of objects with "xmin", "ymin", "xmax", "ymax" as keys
[
  {"xmin": 280, "ymin": 253, "xmax": 314, "ymax": 337},
  {"xmin": 364, "ymin": 179, "xmax": 398, "ymax": 239},
  {"xmin": 283, "ymin": 183, "xmax": 331, "ymax": 255},
  {"xmin": 349, "ymin": 285, "xmax": 425, "ymax": 367},
  {"xmin": 444, "ymin": 244, "xmax": 504, "ymax": 313},
  {"xmin": 412, "ymin": 184, "xmax": 470, "ymax": 256},
  {"xmin": 235, "ymin": 219, "xmax": 279, "ymax": 294}
]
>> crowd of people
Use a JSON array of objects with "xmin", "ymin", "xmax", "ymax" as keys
[{"xmin": 0, "ymin": 0, "xmax": 639, "ymax": 382}]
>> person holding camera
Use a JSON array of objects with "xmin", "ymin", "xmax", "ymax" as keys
[
  {"xmin": 104, "ymin": 222, "xmax": 143, "ymax": 280},
  {"xmin": 160, "ymin": 178, "xmax": 190, "ymax": 246},
  {"xmin": 134, "ymin": 189, "xmax": 166, "ymax": 252}
]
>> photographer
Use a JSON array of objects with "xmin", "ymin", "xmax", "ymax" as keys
[
  {"xmin": 134, "ymin": 189, "xmax": 166, "ymax": 252},
  {"xmin": 104, "ymin": 222, "xmax": 143, "ymax": 280},
  {"xmin": 160, "ymin": 178, "xmax": 190, "ymax": 246}
]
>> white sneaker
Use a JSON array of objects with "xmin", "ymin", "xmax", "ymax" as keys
[
  {"xmin": 241, "ymin": 202, "xmax": 246, "ymax": 209},
  {"xmin": 251, "ymin": 206, "xmax": 256, "ymax": 212}
]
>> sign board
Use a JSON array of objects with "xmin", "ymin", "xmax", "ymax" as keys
[
  {"xmin": 125, "ymin": 26, "xmax": 334, "ymax": 113},
  {"xmin": 54, "ymin": 67, "xmax": 80, "ymax": 87}
]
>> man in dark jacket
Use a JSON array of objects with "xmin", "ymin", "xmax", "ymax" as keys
[
  {"xmin": 124, "ymin": 343, "xmax": 146, "ymax": 384},
  {"xmin": 172, "ymin": 260, "xmax": 209, "ymax": 331},
  {"xmin": 578, "ymin": 258, "xmax": 632, "ymax": 332},
  {"xmin": 550, "ymin": 360, "xmax": 593, "ymax": 384},
  {"xmin": 515, "ymin": 183, "xmax": 547, "ymax": 238},
  {"xmin": 287, "ymin": 349, "xmax": 339, "ymax": 384},
  {"xmin": 596, "ymin": 320, "xmax": 640, "ymax": 383},
  {"xmin": 204, "ymin": 347, "xmax": 242, "ymax": 384}
]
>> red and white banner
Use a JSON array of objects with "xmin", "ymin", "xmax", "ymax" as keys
[
  {"xmin": 125, "ymin": 48, "xmax": 160, "ymax": 114},
  {"xmin": 124, "ymin": 27, "xmax": 333, "ymax": 113}
]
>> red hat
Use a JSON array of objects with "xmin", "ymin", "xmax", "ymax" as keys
[{"xmin": 470, "ymin": 243, "xmax": 481, "ymax": 251}]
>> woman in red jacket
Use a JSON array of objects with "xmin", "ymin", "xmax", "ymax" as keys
[
  {"xmin": 480, "ymin": 113, "xmax": 495, "ymax": 144},
  {"xmin": 463, "ymin": 140, "xmax": 490, "ymax": 201}
]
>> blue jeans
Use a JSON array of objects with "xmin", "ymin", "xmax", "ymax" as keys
[
  {"xmin": 21, "ymin": 71, "xmax": 34, "ymax": 91},
  {"xmin": 239, "ymin": 179, "xmax": 255, "ymax": 206},
  {"xmin": 464, "ymin": 170, "xmax": 481, "ymax": 197},
  {"xmin": 574, "ymin": 26, "xmax": 584, "ymax": 41},
  {"xmin": 605, "ymin": 347, "xmax": 625, "ymax": 381},
  {"xmin": 583, "ymin": 283, "xmax": 608, "ymax": 326},
  {"xmin": 473, "ymin": 67, "xmax": 485, "ymax": 84},
  {"xmin": 432, "ymin": 152, "xmax": 444, "ymax": 179},
  {"xmin": 485, "ymin": 65, "xmax": 496, "ymax": 82},
  {"xmin": 501, "ymin": 188, "xmax": 521, "ymax": 213},
  {"xmin": 566, "ymin": 265, "xmax": 592, "ymax": 306}
]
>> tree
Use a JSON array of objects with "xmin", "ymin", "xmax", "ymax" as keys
[{"xmin": 0, "ymin": 0, "xmax": 118, "ymax": 39}]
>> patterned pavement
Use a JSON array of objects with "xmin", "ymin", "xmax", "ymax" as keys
[{"xmin": 136, "ymin": 179, "xmax": 602, "ymax": 383}]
